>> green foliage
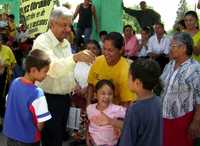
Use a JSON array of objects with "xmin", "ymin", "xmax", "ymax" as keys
[
  {"xmin": 174, "ymin": 0, "xmax": 188, "ymax": 24},
  {"xmin": 122, "ymin": 5, "xmax": 141, "ymax": 33},
  {"xmin": 122, "ymin": 11, "xmax": 141, "ymax": 33}
]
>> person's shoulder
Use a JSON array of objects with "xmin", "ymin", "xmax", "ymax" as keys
[
  {"xmin": 190, "ymin": 59, "xmax": 200, "ymax": 71},
  {"xmin": 149, "ymin": 34, "xmax": 156, "ymax": 40},
  {"xmin": 28, "ymin": 85, "xmax": 45, "ymax": 99},
  {"xmin": 1, "ymin": 44, "xmax": 11, "ymax": 51},
  {"xmin": 10, "ymin": 77, "xmax": 21, "ymax": 87},
  {"xmin": 148, "ymin": 8, "xmax": 160, "ymax": 14},
  {"xmin": 130, "ymin": 96, "xmax": 160, "ymax": 108},
  {"xmin": 93, "ymin": 55, "xmax": 106, "ymax": 64},
  {"xmin": 151, "ymin": 96, "xmax": 161, "ymax": 104},
  {"xmin": 119, "ymin": 57, "xmax": 131, "ymax": 66},
  {"xmin": 163, "ymin": 34, "xmax": 171, "ymax": 40},
  {"xmin": 34, "ymin": 31, "xmax": 51, "ymax": 43}
]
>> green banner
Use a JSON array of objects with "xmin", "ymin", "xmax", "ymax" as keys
[{"xmin": 92, "ymin": 0, "xmax": 123, "ymax": 40}]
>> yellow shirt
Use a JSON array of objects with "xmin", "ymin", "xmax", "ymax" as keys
[
  {"xmin": 88, "ymin": 55, "xmax": 136, "ymax": 104},
  {"xmin": 0, "ymin": 45, "xmax": 16, "ymax": 66},
  {"xmin": 192, "ymin": 31, "xmax": 200, "ymax": 62}
]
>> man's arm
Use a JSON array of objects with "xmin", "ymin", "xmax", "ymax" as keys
[
  {"xmin": 151, "ymin": 10, "xmax": 161, "ymax": 24},
  {"xmin": 91, "ymin": 5, "xmax": 99, "ymax": 33},
  {"xmin": 188, "ymin": 70, "xmax": 200, "ymax": 138},
  {"xmin": 188, "ymin": 104, "xmax": 200, "ymax": 138},
  {"xmin": 33, "ymin": 37, "xmax": 95, "ymax": 78},
  {"xmin": 73, "ymin": 4, "xmax": 80, "ymax": 21},
  {"xmin": 123, "ymin": 6, "xmax": 141, "ymax": 19}
]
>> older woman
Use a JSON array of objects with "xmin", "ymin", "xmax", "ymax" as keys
[{"xmin": 161, "ymin": 32, "xmax": 200, "ymax": 146}]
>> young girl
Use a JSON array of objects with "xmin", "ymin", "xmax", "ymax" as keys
[
  {"xmin": 69, "ymin": 40, "xmax": 101, "ymax": 145},
  {"xmin": 86, "ymin": 80, "xmax": 126, "ymax": 146}
]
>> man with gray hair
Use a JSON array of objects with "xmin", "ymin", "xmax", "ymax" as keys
[{"xmin": 32, "ymin": 7, "xmax": 95, "ymax": 146}]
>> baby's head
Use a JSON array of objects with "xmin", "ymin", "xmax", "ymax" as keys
[{"xmin": 95, "ymin": 80, "xmax": 115, "ymax": 107}]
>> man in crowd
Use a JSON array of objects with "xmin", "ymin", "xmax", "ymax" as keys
[
  {"xmin": 32, "ymin": 7, "xmax": 95, "ymax": 146},
  {"xmin": 73, "ymin": 0, "xmax": 98, "ymax": 47},
  {"xmin": 123, "ymin": 1, "xmax": 161, "ymax": 33}
]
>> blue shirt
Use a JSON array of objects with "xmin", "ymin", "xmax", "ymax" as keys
[
  {"xmin": 118, "ymin": 96, "xmax": 162, "ymax": 146},
  {"xmin": 3, "ymin": 77, "xmax": 51, "ymax": 143}
]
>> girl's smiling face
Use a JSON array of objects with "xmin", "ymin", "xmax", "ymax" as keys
[{"xmin": 96, "ymin": 84, "xmax": 114, "ymax": 108}]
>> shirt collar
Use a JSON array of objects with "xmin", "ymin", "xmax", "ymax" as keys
[
  {"xmin": 48, "ymin": 29, "xmax": 60, "ymax": 48},
  {"xmin": 171, "ymin": 58, "xmax": 192, "ymax": 69},
  {"xmin": 47, "ymin": 29, "xmax": 69, "ymax": 49}
]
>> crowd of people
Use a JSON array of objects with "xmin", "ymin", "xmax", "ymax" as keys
[{"xmin": 0, "ymin": 0, "xmax": 200, "ymax": 146}]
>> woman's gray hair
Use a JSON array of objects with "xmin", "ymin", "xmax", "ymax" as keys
[
  {"xmin": 49, "ymin": 7, "xmax": 73, "ymax": 22},
  {"xmin": 173, "ymin": 32, "xmax": 193, "ymax": 56}
]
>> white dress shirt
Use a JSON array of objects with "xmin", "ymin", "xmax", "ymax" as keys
[
  {"xmin": 32, "ymin": 29, "xmax": 76, "ymax": 95},
  {"xmin": 147, "ymin": 34, "xmax": 171, "ymax": 55}
]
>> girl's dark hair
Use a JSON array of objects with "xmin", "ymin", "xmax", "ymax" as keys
[
  {"xmin": 142, "ymin": 26, "xmax": 150, "ymax": 34},
  {"xmin": 87, "ymin": 39, "xmax": 101, "ymax": 55},
  {"xmin": 25, "ymin": 49, "xmax": 51, "ymax": 72},
  {"xmin": 95, "ymin": 79, "xmax": 115, "ymax": 93},
  {"xmin": 99, "ymin": 31, "xmax": 108, "ymax": 37},
  {"xmin": 123, "ymin": 24, "xmax": 132, "ymax": 31},
  {"xmin": 184, "ymin": 10, "xmax": 199, "ymax": 29}
]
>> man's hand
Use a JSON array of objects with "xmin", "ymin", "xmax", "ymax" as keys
[
  {"xmin": 188, "ymin": 119, "xmax": 200, "ymax": 139},
  {"xmin": 73, "ymin": 50, "xmax": 95, "ymax": 64}
]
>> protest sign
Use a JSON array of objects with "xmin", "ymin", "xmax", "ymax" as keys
[{"xmin": 20, "ymin": 0, "xmax": 54, "ymax": 37}]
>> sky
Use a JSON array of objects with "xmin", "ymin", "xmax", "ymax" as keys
[{"xmin": 62, "ymin": 0, "xmax": 200, "ymax": 31}]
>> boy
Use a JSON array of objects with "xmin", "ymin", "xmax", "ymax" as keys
[
  {"xmin": 3, "ymin": 49, "xmax": 51, "ymax": 146},
  {"xmin": 118, "ymin": 59, "xmax": 162, "ymax": 146}
]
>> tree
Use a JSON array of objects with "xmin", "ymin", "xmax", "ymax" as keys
[
  {"xmin": 174, "ymin": 0, "xmax": 188, "ymax": 25},
  {"xmin": 122, "ymin": 12, "xmax": 141, "ymax": 33},
  {"xmin": 122, "ymin": 5, "xmax": 141, "ymax": 33}
]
